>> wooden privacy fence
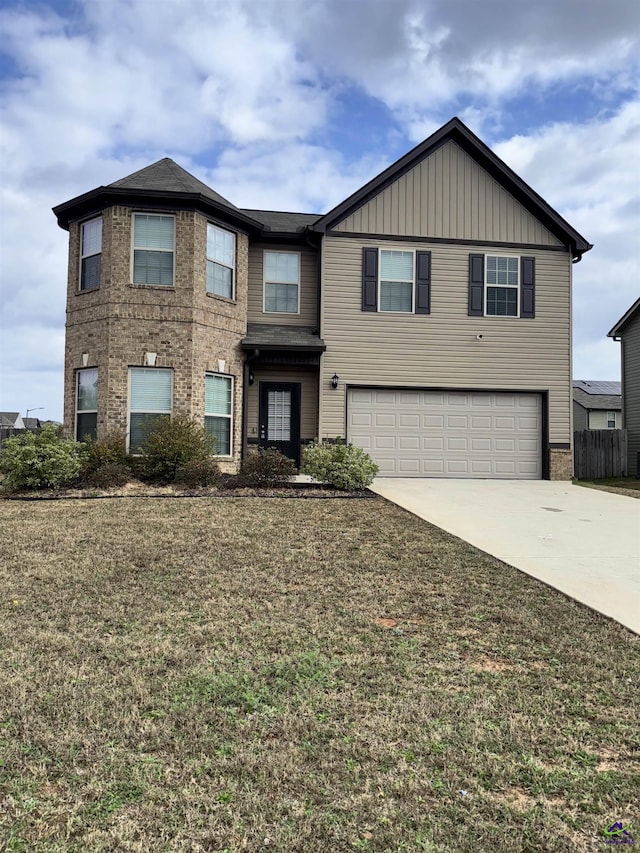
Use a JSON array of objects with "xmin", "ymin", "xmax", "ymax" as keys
[{"xmin": 573, "ymin": 429, "xmax": 627, "ymax": 479}]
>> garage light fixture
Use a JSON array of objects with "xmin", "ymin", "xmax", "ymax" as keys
[{"xmin": 331, "ymin": 373, "xmax": 339, "ymax": 390}]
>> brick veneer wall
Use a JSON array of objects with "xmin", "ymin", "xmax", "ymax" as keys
[
  {"xmin": 549, "ymin": 448, "xmax": 573, "ymax": 480},
  {"xmin": 64, "ymin": 205, "xmax": 248, "ymax": 471}
]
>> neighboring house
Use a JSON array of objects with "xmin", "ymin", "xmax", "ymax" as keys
[
  {"xmin": 573, "ymin": 381, "xmax": 622, "ymax": 430},
  {"xmin": 608, "ymin": 297, "xmax": 640, "ymax": 476},
  {"xmin": 53, "ymin": 117, "xmax": 591, "ymax": 480},
  {"xmin": 0, "ymin": 412, "xmax": 25, "ymax": 430}
]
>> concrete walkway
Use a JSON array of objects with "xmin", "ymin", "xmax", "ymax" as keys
[{"xmin": 370, "ymin": 479, "xmax": 640, "ymax": 634}]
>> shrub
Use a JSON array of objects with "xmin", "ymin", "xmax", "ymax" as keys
[
  {"xmin": 81, "ymin": 429, "xmax": 130, "ymax": 483},
  {"xmin": 0, "ymin": 424, "xmax": 88, "ymax": 492},
  {"xmin": 302, "ymin": 440, "xmax": 378, "ymax": 490},
  {"xmin": 86, "ymin": 462, "xmax": 131, "ymax": 489},
  {"xmin": 174, "ymin": 458, "xmax": 222, "ymax": 489},
  {"xmin": 140, "ymin": 414, "xmax": 216, "ymax": 483},
  {"xmin": 237, "ymin": 448, "xmax": 296, "ymax": 487}
]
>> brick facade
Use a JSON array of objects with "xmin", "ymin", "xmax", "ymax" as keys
[
  {"xmin": 64, "ymin": 206, "xmax": 248, "ymax": 471},
  {"xmin": 550, "ymin": 448, "xmax": 573, "ymax": 481}
]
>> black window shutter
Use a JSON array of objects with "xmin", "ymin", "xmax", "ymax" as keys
[
  {"xmin": 415, "ymin": 251, "xmax": 431, "ymax": 314},
  {"xmin": 468, "ymin": 254, "xmax": 484, "ymax": 316},
  {"xmin": 520, "ymin": 256, "xmax": 535, "ymax": 318},
  {"xmin": 362, "ymin": 247, "xmax": 378, "ymax": 311}
]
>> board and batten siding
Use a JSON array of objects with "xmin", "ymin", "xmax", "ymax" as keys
[
  {"xmin": 247, "ymin": 244, "xmax": 318, "ymax": 326},
  {"xmin": 319, "ymin": 235, "xmax": 572, "ymax": 445},
  {"xmin": 246, "ymin": 369, "xmax": 318, "ymax": 442},
  {"xmin": 333, "ymin": 141, "xmax": 564, "ymax": 247},
  {"xmin": 622, "ymin": 311, "xmax": 640, "ymax": 475}
]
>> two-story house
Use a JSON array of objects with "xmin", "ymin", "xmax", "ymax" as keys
[{"xmin": 53, "ymin": 118, "xmax": 591, "ymax": 479}]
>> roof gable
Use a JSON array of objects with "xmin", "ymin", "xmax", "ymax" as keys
[
  {"xmin": 315, "ymin": 117, "xmax": 592, "ymax": 259},
  {"xmin": 608, "ymin": 297, "xmax": 640, "ymax": 337}
]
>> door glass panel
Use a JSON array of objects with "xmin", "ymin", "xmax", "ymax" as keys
[{"xmin": 267, "ymin": 391, "xmax": 291, "ymax": 440}]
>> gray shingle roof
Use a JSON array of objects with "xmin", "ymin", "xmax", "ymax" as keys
[
  {"xmin": 0, "ymin": 412, "xmax": 20, "ymax": 427},
  {"xmin": 573, "ymin": 380, "xmax": 622, "ymax": 396},
  {"xmin": 239, "ymin": 210, "xmax": 321, "ymax": 233},
  {"xmin": 242, "ymin": 324, "xmax": 325, "ymax": 350},
  {"xmin": 573, "ymin": 385, "xmax": 622, "ymax": 411},
  {"xmin": 109, "ymin": 158, "xmax": 240, "ymax": 214}
]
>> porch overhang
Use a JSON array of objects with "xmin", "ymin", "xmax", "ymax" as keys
[{"xmin": 241, "ymin": 324, "xmax": 326, "ymax": 367}]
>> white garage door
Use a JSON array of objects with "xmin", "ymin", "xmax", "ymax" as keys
[{"xmin": 347, "ymin": 389, "xmax": 542, "ymax": 478}]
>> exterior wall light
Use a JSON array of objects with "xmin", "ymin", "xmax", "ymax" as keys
[{"xmin": 331, "ymin": 373, "xmax": 339, "ymax": 390}]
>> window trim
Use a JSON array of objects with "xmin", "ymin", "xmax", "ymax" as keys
[
  {"xmin": 76, "ymin": 367, "xmax": 98, "ymax": 441},
  {"xmin": 204, "ymin": 372, "xmax": 234, "ymax": 458},
  {"xmin": 127, "ymin": 367, "xmax": 173, "ymax": 452},
  {"xmin": 484, "ymin": 254, "xmax": 520, "ymax": 318},
  {"xmin": 206, "ymin": 223, "xmax": 236, "ymax": 300},
  {"xmin": 131, "ymin": 213, "xmax": 176, "ymax": 287},
  {"xmin": 79, "ymin": 216, "xmax": 102, "ymax": 292},
  {"xmin": 263, "ymin": 250, "xmax": 301, "ymax": 315},
  {"xmin": 378, "ymin": 248, "xmax": 415, "ymax": 314}
]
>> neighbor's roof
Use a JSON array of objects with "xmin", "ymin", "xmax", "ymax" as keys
[
  {"xmin": 314, "ymin": 116, "xmax": 593, "ymax": 261},
  {"xmin": 241, "ymin": 324, "xmax": 325, "ymax": 351},
  {"xmin": 608, "ymin": 297, "xmax": 640, "ymax": 338},
  {"xmin": 573, "ymin": 381, "xmax": 622, "ymax": 411},
  {"xmin": 0, "ymin": 412, "xmax": 21, "ymax": 427}
]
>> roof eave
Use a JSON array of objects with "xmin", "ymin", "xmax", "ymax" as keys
[
  {"xmin": 53, "ymin": 187, "xmax": 263, "ymax": 232},
  {"xmin": 608, "ymin": 297, "xmax": 640, "ymax": 337}
]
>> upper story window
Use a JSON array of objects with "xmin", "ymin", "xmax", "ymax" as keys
[
  {"xmin": 361, "ymin": 248, "xmax": 431, "ymax": 314},
  {"xmin": 486, "ymin": 256, "xmax": 519, "ymax": 316},
  {"xmin": 80, "ymin": 217, "xmax": 102, "ymax": 291},
  {"xmin": 76, "ymin": 367, "xmax": 98, "ymax": 440},
  {"xmin": 132, "ymin": 214, "xmax": 174, "ymax": 286},
  {"xmin": 207, "ymin": 224, "xmax": 235, "ymax": 299},
  {"xmin": 264, "ymin": 251, "xmax": 300, "ymax": 313},
  {"xmin": 607, "ymin": 411, "xmax": 617, "ymax": 428},
  {"xmin": 380, "ymin": 250, "xmax": 414, "ymax": 312},
  {"xmin": 469, "ymin": 254, "xmax": 535, "ymax": 319}
]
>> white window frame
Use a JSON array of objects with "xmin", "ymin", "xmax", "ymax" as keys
[
  {"xmin": 127, "ymin": 367, "xmax": 173, "ymax": 452},
  {"xmin": 485, "ymin": 254, "xmax": 520, "ymax": 318},
  {"xmin": 378, "ymin": 248, "xmax": 415, "ymax": 314},
  {"xmin": 607, "ymin": 411, "xmax": 617, "ymax": 428},
  {"xmin": 204, "ymin": 373, "xmax": 233, "ymax": 458},
  {"xmin": 79, "ymin": 217, "xmax": 102, "ymax": 291},
  {"xmin": 206, "ymin": 223, "xmax": 236, "ymax": 300},
  {"xmin": 263, "ymin": 250, "xmax": 301, "ymax": 315},
  {"xmin": 131, "ymin": 213, "xmax": 175, "ymax": 287},
  {"xmin": 76, "ymin": 367, "xmax": 98, "ymax": 441}
]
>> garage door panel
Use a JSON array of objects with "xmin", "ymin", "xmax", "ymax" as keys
[{"xmin": 348, "ymin": 389, "xmax": 542, "ymax": 479}]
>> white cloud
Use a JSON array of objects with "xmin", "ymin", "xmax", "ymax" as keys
[{"xmin": 0, "ymin": 0, "xmax": 638, "ymax": 418}]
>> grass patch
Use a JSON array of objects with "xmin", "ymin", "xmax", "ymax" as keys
[
  {"xmin": 0, "ymin": 496, "xmax": 638, "ymax": 851},
  {"xmin": 576, "ymin": 477, "xmax": 640, "ymax": 499}
]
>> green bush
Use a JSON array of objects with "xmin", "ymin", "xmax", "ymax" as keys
[
  {"xmin": 237, "ymin": 448, "xmax": 296, "ymax": 487},
  {"xmin": 140, "ymin": 414, "xmax": 216, "ymax": 483},
  {"xmin": 302, "ymin": 440, "xmax": 378, "ymax": 490},
  {"xmin": 81, "ymin": 430, "xmax": 130, "ymax": 482},
  {"xmin": 174, "ymin": 458, "xmax": 222, "ymax": 489},
  {"xmin": 86, "ymin": 462, "xmax": 131, "ymax": 489},
  {"xmin": 0, "ymin": 424, "xmax": 88, "ymax": 492}
]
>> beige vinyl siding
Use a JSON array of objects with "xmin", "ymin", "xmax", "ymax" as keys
[
  {"xmin": 333, "ymin": 141, "xmax": 564, "ymax": 247},
  {"xmin": 622, "ymin": 313, "xmax": 640, "ymax": 473},
  {"xmin": 247, "ymin": 244, "xmax": 318, "ymax": 325},
  {"xmin": 588, "ymin": 410, "xmax": 621, "ymax": 429},
  {"xmin": 246, "ymin": 369, "xmax": 318, "ymax": 441},
  {"xmin": 319, "ymin": 235, "xmax": 572, "ymax": 444}
]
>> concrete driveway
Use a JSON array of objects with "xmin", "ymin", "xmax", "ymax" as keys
[{"xmin": 370, "ymin": 479, "xmax": 640, "ymax": 634}]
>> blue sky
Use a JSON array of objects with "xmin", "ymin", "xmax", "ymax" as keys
[{"xmin": 1, "ymin": 0, "xmax": 639, "ymax": 422}]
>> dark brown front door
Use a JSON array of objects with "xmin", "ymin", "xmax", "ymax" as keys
[{"xmin": 259, "ymin": 382, "xmax": 301, "ymax": 467}]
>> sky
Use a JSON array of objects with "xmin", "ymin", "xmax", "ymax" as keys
[{"xmin": 1, "ymin": 0, "xmax": 639, "ymax": 423}]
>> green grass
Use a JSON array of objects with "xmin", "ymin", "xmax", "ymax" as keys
[
  {"xmin": 0, "ymin": 496, "xmax": 638, "ymax": 852},
  {"xmin": 575, "ymin": 477, "xmax": 640, "ymax": 498}
]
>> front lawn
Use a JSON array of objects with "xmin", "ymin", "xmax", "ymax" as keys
[
  {"xmin": 0, "ymin": 496, "xmax": 638, "ymax": 851},
  {"xmin": 576, "ymin": 477, "xmax": 640, "ymax": 499}
]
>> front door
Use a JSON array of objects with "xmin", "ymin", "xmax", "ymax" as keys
[{"xmin": 259, "ymin": 382, "xmax": 301, "ymax": 467}]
